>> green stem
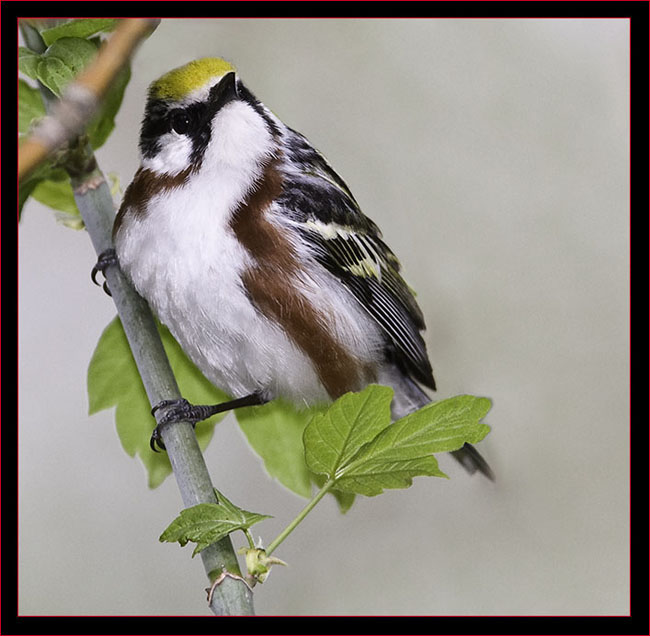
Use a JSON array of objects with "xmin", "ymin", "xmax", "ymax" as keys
[
  {"xmin": 244, "ymin": 529, "xmax": 256, "ymax": 550},
  {"xmin": 266, "ymin": 479, "xmax": 336, "ymax": 556}
]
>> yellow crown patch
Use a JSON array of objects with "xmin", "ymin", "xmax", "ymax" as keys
[{"xmin": 150, "ymin": 58, "xmax": 236, "ymax": 101}]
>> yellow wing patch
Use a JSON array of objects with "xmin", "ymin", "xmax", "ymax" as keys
[{"xmin": 150, "ymin": 57, "xmax": 236, "ymax": 101}]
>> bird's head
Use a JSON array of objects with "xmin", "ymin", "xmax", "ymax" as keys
[{"xmin": 138, "ymin": 57, "xmax": 280, "ymax": 178}]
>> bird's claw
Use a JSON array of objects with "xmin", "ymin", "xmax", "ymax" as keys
[
  {"xmin": 91, "ymin": 248, "xmax": 118, "ymax": 296},
  {"xmin": 149, "ymin": 398, "xmax": 198, "ymax": 453},
  {"xmin": 149, "ymin": 426, "xmax": 166, "ymax": 452}
]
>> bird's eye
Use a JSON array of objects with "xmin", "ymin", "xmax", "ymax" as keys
[{"xmin": 170, "ymin": 110, "xmax": 193, "ymax": 135}]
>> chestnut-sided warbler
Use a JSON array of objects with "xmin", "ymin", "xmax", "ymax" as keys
[{"xmin": 98, "ymin": 58, "xmax": 491, "ymax": 478}]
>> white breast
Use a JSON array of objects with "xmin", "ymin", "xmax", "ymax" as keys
[{"xmin": 114, "ymin": 170, "xmax": 339, "ymax": 406}]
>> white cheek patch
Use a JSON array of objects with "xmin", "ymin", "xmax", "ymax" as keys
[{"xmin": 142, "ymin": 132, "xmax": 193, "ymax": 175}]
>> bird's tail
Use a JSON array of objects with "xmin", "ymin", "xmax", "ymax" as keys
[{"xmin": 380, "ymin": 367, "xmax": 494, "ymax": 481}]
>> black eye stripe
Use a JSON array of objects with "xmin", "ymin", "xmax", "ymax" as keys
[
  {"xmin": 166, "ymin": 103, "xmax": 208, "ymax": 136},
  {"xmin": 170, "ymin": 110, "xmax": 192, "ymax": 134}
]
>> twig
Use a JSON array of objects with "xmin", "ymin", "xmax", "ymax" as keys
[
  {"xmin": 19, "ymin": 19, "xmax": 160, "ymax": 181},
  {"xmin": 71, "ymin": 163, "xmax": 254, "ymax": 616},
  {"xmin": 19, "ymin": 19, "xmax": 255, "ymax": 616}
]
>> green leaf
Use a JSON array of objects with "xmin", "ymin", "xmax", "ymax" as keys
[
  {"xmin": 237, "ymin": 400, "xmax": 317, "ymax": 499},
  {"xmin": 33, "ymin": 37, "xmax": 98, "ymax": 96},
  {"xmin": 18, "ymin": 47, "xmax": 42, "ymax": 80},
  {"xmin": 40, "ymin": 18, "xmax": 119, "ymax": 46},
  {"xmin": 25, "ymin": 168, "xmax": 84, "ymax": 229},
  {"xmin": 160, "ymin": 494, "xmax": 271, "ymax": 557},
  {"xmin": 334, "ymin": 395, "xmax": 492, "ymax": 496},
  {"xmin": 19, "ymin": 178, "xmax": 39, "ymax": 218},
  {"xmin": 304, "ymin": 384, "xmax": 394, "ymax": 477},
  {"xmin": 35, "ymin": 56, "xmax": 73, "ymax": 96},
  {"xmin": 18, "ymin": 79, "xmax": 46, "ymax": 134},
  {"xmin": 31, "ymin": 175, "xmax": 80, "ymax": 215},
  {"xmin": 87, "ymin": 64, "xmax": 130, "ymax": 149},
  {"xmin": 20, "ymin": 169, "xmax": 85, "ymax": 228},
  {"xmin": 329, "ymin": 487, "xmax": 356, "ymax": 513},
  {"xmin": 87, "ymin": 317, "xmax": 230, "ymax": 488},
  {"xmin": 335, "ymin": 455, "xmax": 446, "ymax": 496},
  {"xmin": 302, "ymin": 388, "xmax": 491, "ymax": 497},
  {"xmin": 360, "ymin": 394, "xmax": 492, "ymax": 456},
  {"xmin": 19, "ymin": 36, "xmax": 129, "ymax": 153},
  {"xmin": 310, "ymin": 472, "xmax": 356, "ymax": 513},
  {"xmin": 45, "ymin": 37, "xmax": 98, "ymax": 75},
  {"xmin": 17, "ymin": 148, "xmax": 59, "ymax": 219},
  {"xmin": 212, "ymin": 488, "xmax": 250, "ymax": 517}
]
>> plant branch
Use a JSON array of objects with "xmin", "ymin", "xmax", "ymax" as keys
[
  {"xmin": 19, "ymin": 18, "xmax": 159, "ymax": 181},
  {"xmin": 20, "ymin": 20, "xmax": 254, "ymax": 616},
  {"xmin": 71, "ymin": 163, "xmax": 254, "ymax": 616}
]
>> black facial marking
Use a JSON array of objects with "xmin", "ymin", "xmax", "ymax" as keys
[
  {"xmin": 139, "ymin": 97, "xmax": 209, "ymax": 163},
  {"xmin": 139, "ymin": 73, "xmax": 279, "ymax": 166},
  {"xmin": 139, "ymin": 98, "xmax": 168, "ymax": 158},
  {"xmin": 169, "ymin": 110, "xmax": 193, "ymax": 135},
  {"xmin": 172, "ymin": 102, "xmax": 210, "ymax": 165},
  {"xmin": 236, "ymin": 82, "xmax": 282, "ymax": 138}
]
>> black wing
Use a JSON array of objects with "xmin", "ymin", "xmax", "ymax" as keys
[{"xmin": 279, "ymin": 129, "xmax": 436, "ymax": 390}]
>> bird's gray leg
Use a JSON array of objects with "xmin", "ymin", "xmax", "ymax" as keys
[{"xmin": 149, "ymin": 393, "xmax": 268, "ymax": 452}]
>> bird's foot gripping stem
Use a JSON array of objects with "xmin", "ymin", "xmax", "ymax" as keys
[
  {"xmin": 149, "ymin": 393, "xmax": 267, "ymax": 452},
  {"xmin": 91, "ymin": 248, "xmax": 118, "ymax": 296}
]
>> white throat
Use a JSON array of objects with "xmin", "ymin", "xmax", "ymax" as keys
[{"xmin": 203, "ymin": 100, "xmax": 276, "ymax": 176}]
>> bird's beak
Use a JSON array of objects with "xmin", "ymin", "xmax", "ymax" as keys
[{"xmin": 208, "ymin": 72, "xmax": 238, "ymax": 114}]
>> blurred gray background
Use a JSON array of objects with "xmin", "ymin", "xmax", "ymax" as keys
[{"xmin": 18, "ymin": 18, "xmax": 629, "ymax": 616}]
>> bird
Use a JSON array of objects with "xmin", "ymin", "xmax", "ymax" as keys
[{"xmin": 96, "ymin": 57, "xmax": 492, "ymax": 479}]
